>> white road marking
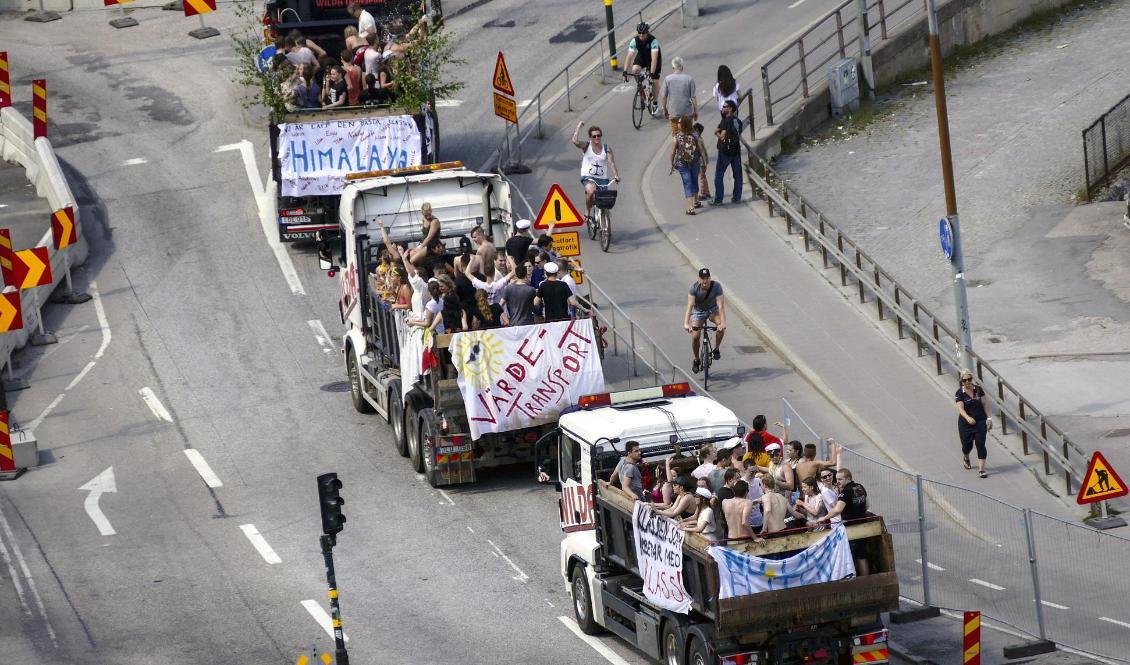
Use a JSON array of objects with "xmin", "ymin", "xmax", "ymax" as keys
[
  {"xmin": 969, "ymin": 578, "xmax": 1006, "ymax": 591},
  {"xmin": 0, "ymin": 516, "xmax": 31, "ymax": 616},
  {"xmin": 301, "ymin": 600, "xmax": 349, "ymax": 641},
  {"xmin": 29, "ymin": 281, "xmax": 111, "ymax": 432},
  {"xmin": 787, "ymin": 0, "xmax": 807, "ymax": 7},
  {"xmin": 1099, "ymin": 616, "xmax": 1130, "ymax": 629},
  {"xmin": 183, "ymin": 449, "xmax": 223, "ymax": 488},
  {"xmin": 239, "ymin": 524, "xmax": 281, "ymax": 564},
  {"xmin": 914, "ymin": 559, "xmax": 945, "ymax": 571},
  {"xmin": 435, "ymin": 99, "xmax": 463, "ymax": 107},
  {"xmin": 308, "ymin": 319, "xmax": 336, "ymax": 353},
  {"xmin": 78, "ymin": 467, "xmax": 117, "ymax": 536},
  {"xmin": 545, "ymin": 599, "xmax": 555, "ymax": 608},
  {"xmin": 0, "ymin": 505, "xmax": 58, "ymax": 645},
  {"xmin": 559, "ymin": 616, "xmax": 631, "ymax": 665},
  {"xmin": 215, "ymin": 141, "xmax": 305, "ymax": 296},
  {"xmin": 466, "ymin": 525, "xmax": 475, "ymax": 533},
  {"xmin": 122, "ymin": 157, "xmax": 148, "ymax": 166},
  {"xmin": 1040, "ymin": 600, "xmax": 1070, "ymax": 610},
  {"xmin": 138, "ymin": 387, "xmax": 174, "ymax": 422},
  {"xmin": 487, "ymin": 539, "xmax": 529, "ymax": 583},
  {"xmin": 438, "ymin": 489, "xmax": 455, "ymax": 506}
]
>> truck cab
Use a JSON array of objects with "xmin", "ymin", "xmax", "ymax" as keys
[{"xmin": 539, "ymin": 384, "xmax": 900, "ymax": 665}]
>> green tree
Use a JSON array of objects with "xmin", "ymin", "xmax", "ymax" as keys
[
  {"xmin": 391, "ymin": 20, "xmax": 466, "ymax": 115},
  {"xmin": 230, "ymin": 0, "xmax": 291, "ymax": 119}
]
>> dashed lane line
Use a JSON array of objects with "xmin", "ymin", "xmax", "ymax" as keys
[
  {"xmin": 969, "ymin": 578, "xmax": 1006, "ymax": 591},
  {"xmin": 138, "ymin": 387, "xmax": 174, "ymax": 422},
  {"xmin": 183, "ymin": 449, "xmax": 223, "ymax": 488},
  {"xmin": 239, "ymin": 524, "xmax": 282, "ymax": 564},
  {"xmin": 301, "ymin": 600, "xmax": 349, "ymax": 642},
  {"xmin": 559, "ymin": 616, "xmax": 631, "ymax": 665},
  {"xmin": 122, "ymin": 157, "xmax": 148, "ymax": 166},
  {"xmin": 1099, "ymin": 616, "xmax": 1130, "ymax": 629},
  {"xmin": 914, "ymin": 559, "xmax": 945, "ymax": 572},
  {"xmin": 307, "ymin": 319, "xmax": 337, "ymax": 353},
  {"xmin": 487, "ymin": 539, "xmax": 529, "ymax": 583}
]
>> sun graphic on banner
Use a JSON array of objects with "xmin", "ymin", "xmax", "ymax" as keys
[{"xmin": 451, "ymin": 331, "xmax": 505, "ymax": 391}]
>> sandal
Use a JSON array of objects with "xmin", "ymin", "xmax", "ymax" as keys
[
  {"xmin": 685, "ymin": 209, "xmax": 696, "ymax": 215},
  {"xmin": 979, "ymin": 470, "xmax": 988, "ymax": 479},
  {"xmin": 963, "ymin": 454, "xmax": 972, "ymax": 470}
]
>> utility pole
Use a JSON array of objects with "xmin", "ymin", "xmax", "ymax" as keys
[
  {"xmin": 926, "ymin": 0, "xmax": 973, "ymax": 370},
  {"xmin": 856, "ymin": 0, "xmax": 875, "ymax": 100},
  {"xmin": 604, "ymin": 0, "xmax": 618, "ymax": 71}
]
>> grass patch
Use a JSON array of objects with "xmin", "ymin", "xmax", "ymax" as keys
[{"xmin": 784, "ymin": 97, "xmax": 901, "ymax": 153}]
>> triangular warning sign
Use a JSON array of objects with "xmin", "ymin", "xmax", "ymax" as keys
[
  {"xmin": 1076, "ymin": 451, "xmax": 1128, "ymax": 505},
  {"xmin": 493, "ymin": 51, "xmax": 515, "ymax": 97},
  {"xmin": 534, "ymin": 184, "xmax": 584, "ymax": 230}
]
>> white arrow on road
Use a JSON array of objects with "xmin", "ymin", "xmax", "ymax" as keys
[{"xmin": 78, "ymin": 467, "xmax": 117, "ymax": 536}]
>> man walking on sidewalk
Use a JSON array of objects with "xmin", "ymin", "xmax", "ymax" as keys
[
  {"xmin": 711, "ymin": 99, "xmax": 743, "ymax": 205},
  {"xmin": 662, "ymin": 56, "xmax": 698, "ymax": 136}
]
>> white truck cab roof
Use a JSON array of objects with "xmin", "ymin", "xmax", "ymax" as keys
[{"xmin": 558, "ymin": 394, "xmax": 740, "ymax": 451}]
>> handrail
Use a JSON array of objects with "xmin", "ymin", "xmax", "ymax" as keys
[{"xmin": 734, "ymin": 124, "xmax": 1090, "ymax": 495}]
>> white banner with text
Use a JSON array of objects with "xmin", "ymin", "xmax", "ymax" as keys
[
  {"xmin": 632, "ymin": 501, "xmax": 693, "ymax": 614},
  {"xmin": 449, "ymin": 319, "xmax": 605, "ymax": 440},
  {"xmin": 277, "ymin": 116, "xmax": 422, "ymax": 197}
]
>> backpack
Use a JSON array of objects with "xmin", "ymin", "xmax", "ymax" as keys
[
  {"xmin": 674, "ymin": 132, "xmax": 698, "ymax": 168},
  {"xmin": 719, "ymin": 117, "xmax": 741, "ymax": 156}
]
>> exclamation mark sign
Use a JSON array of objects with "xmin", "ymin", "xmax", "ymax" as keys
[{"xmin": 554, "ymin": 200, "xmax": 562, "ymax": 222}]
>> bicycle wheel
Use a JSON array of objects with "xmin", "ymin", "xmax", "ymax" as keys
[
  {"xmin": 588, "ymin": 209, "xmax": 600, "ymax": 240},
  {"xmin": 600, "ymin": 208, "xmax": 612, "ymax": 252},
  {"xmin": 702, "ymin": 339, "xmax": 711, "ymax": 389},
  {"xmin": 632, "ymin": 87, "xmax": 645, "ymax": 130}
]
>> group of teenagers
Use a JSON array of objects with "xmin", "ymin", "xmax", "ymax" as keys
[
  {"xmin": 610, "ymin": 416, "xmax": 872, "ymax": 573},
  {"xmin": 369, "ymin": 204, "xmax": 589, "ymax": 333}
]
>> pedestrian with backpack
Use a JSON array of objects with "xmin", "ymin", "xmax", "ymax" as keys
[
  {"xmin": 670, "ymin": 116, "xmax": 702, "ymax": 215},
  {"xmin": 711, "ymin": 100, "xmax": 744, "ymax": 206}
]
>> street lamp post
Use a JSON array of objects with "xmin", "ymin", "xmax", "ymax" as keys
[{"xmin": 926, "ymin": 0, "xmax": 973, "ymax": 370}]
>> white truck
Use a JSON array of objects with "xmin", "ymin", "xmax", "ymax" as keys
[
  {"xmin": 319, "ymin": 162, "xmax": 607, "ymax": 487},
  {"xmin": 538, "ymin": 383, "xmax": 900, "ymax": 665}
]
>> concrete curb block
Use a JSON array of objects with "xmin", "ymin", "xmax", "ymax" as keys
[{"xmin": 0, "ymin": 106, "xmax": 89, "ymax": 368}]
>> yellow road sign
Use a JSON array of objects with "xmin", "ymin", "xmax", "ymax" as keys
[
  {"xmin": 534, "ymin": 184, "xmax": 584, "ymax": 230},
  {"xmin": 492, "ymin": 51, "xmax": 515, "ymax": 96},
  {"xmin": 550, "ymin": 231, "xmax": 580, "ymax": 257},
  {"xmin": 1076, "ymin": 451, "xmax": 1127, "ymax": 504},
  {"xmin": 493, "ymin": 92, "xmax": 517, "ymax": 124}
]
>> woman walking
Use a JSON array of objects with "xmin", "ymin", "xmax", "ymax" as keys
[
  {"xmin": 669, "ymin": 116, "xmax": 702, "ymax": 215},
  {"xmin": 712, "ymin": 64, "xmax": 740, "ymax": 116},
  {"xmin": 955, "ymin": 369, "xmax": 992, "ymax": 478}
]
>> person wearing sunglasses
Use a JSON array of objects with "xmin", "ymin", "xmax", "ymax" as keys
[
  {"xmin": 571, "ymin": 121, "xmax": 621, "ymax": 222},
  {"xmin": 955, "ymin": 369, "xmax": 992, "ymax": 478}
]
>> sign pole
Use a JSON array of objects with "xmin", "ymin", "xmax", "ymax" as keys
[
  {"xmin": 108, "ymin": 1, "xmax": 139, "ymax": 28},
  {"xmin": 3, "ymin": 349, "xmax": 29, "ymax": 392},
  {"xmin": 320, "ymin": 534, "xmax": 350, "ymax": 664},
  {"xmin": 189, "ymin": 11, "xmax": 220, "ymax": 39},
  {"xmin": 24, "ymin": 0, "xmax": 61, "ymax": 23},
  {"xmin": 28, "ymin": 289, "xmax": 57, "ymax": 346}
]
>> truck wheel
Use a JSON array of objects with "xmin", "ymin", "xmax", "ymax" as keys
[
  {"xmin": 419, "ymin": 410, "xmax": 441, "ymax": 488},
  {"xmin": 389, "ymin": 388, "xmax": 408, "ymax": 458},
  {"xmin": 347, "ymin": 350, "xmax": 374, "ymax": 414},
  {"xmin": 686, "ymin": 637, "xmax": 714, "ymax": 665},
  {"xmin": 408, "ymin": 406, "xmax": 425, "ymax": 474},
  {"xmin": 662, "ymin": 622, "xmax": 685, "ymax": 665},
  {"xmin": 571, "ymin": 567, "xmax": 600, "ymax": 635}
]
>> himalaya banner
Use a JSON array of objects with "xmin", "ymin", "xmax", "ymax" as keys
[
  {"xmin": 449, "ymin": 319, "xmax": 605, "ymax": 440},
  {"xmin": 708, "ymin": 524, "xmax": 856, "ymax": 598},
  {"xmin": 277, "ymin": 116, "xmax": 422, "ymax": 196}
]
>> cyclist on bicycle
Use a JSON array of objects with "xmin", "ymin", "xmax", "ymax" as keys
[
  {"xmin": 623, "ymin": 22, "xmax": 661, "ymax": 111},
  {"xmin": 571, "ymin": 120, "xmax": 621, "ymax": 221},
  {"xmin": 684, "ymin": 267, "xmax": 726, "ymax": 374}
]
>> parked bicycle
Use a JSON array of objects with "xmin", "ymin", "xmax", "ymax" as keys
[{"xmin": 587, "ymin": 183, "xmax": 616, "ymax": 252}]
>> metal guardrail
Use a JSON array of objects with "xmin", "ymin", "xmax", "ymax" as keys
[
  {"xmin": 1082, "ymin": 91, "xmax": 1130, "ymax": 201},
  {"xmin": 759, "ymin": 0, "xmax": 924, "ymax": 125},
  {"xmin": 729, "ymin": 117, "xmax": 1090, "ymax": 496},
  {"xmin": 492, "ymin": 0, "xmax": 683, "ymax": 171}
]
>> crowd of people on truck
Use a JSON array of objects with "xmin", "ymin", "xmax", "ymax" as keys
[
  {"xmin": 369, "ymin": 202, "xmax": 590, "ymax": 332},
  {"xmin": 266, "ymin": 1, "xmax": 439, "ymax": 112},
  {"xmin": 608, "ymin": 419, "xmax": 871, "ymax": 572}
]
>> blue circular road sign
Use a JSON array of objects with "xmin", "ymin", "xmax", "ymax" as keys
[{"xmin": 939, "ymin": 217, "xmax": 954, "ymax": 260}]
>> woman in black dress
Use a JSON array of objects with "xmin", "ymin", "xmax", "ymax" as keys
[{"xmin": 954, "ymin": 369, "xmax": 993, "ymax": 478}]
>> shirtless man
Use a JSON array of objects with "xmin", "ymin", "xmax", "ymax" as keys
[
  {"xmin": 757, "ymin": 475, "xmax": 789, "ymax": 536},
  {"xmin": 722, "ymin": 480, "xmax": 754, "ymax": 540},
  {"xmin": 795, "ymin": 443, "xmax": 837, "ymax": 485},
  {"xmin": 469, "ymin": 225, "xmax": 496, "ymax": 273}
]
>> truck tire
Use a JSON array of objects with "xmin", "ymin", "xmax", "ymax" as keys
[
  {"xmin": 407, "ymin": 404, "xmax": 425, "ymax": 474},
  {"xmin": 662, "ymin": 622, "xmax": 685, "ymax": 665},
  {"xmin": 571, "ymin": 566, "xmax": 601, "ymax": 635},
  {"xmin": 686, "ymin": 637, "xmax": 714, "ymax": 665},
  {"xmin": 419, "ymin": 411, "xmax": 441, "ymax": 488},
  {"xmin": 389, "ymin": 387, "xmax": 408, "ymax": 458},
  {"xmin": 347, "ymin": 349, "xmax": 375, "ymax": 414}
]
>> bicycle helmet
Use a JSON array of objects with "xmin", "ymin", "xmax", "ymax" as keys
[{"xmin": 636, "ymin": 21, "xmax": 649, "ymax": 34}]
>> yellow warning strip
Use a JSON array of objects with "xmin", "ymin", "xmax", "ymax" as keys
[
  {"xmin": 964, "ymin": 615, "xmax": 980, "ymax": 635},
  {"xmin": 34, "ymin": 108, "xmax": 47, "ymax": 123},
  {"xmin": 0, "ymin": 446, "xmax": 12, "ymax": 461},
  {"xmin": 185, "ymin": 0, "xmax": 213, "ymax": 14}
]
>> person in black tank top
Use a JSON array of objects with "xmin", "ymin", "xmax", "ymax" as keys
[{"xmin": 955, "ymin": 369, "xmax": 993, "ymax": 478}]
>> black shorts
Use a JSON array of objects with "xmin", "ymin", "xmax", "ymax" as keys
[{"xmin": 634, "ymin": 58, "xmax": 661, "ymax": 79}]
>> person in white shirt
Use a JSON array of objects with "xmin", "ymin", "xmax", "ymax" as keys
[
  {"xmin": 464, "ymin": 256, "xmax": 514, "ymax": 306},
  {"xmin": 712, "ymin": 64, "xmax": 740, "ymax": 115},
  {"xmin": 691, "ymin": 443, "xmax": 716, "ymax": 479},
  {"xmin": 349, "ymin": 2, "xmax": 377, "ymax": 38}
]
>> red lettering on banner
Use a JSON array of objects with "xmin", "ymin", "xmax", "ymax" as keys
[
  {"xmin": 505, "ymin": 362, "xmax": 526, "ymax": 382},
  {"xmin": 495, "ymin": 379, "xmax": 515, "ymax": 396},
  {"xmin": 562, "ymin": 355, "xmax": 581, "ymax": 372},
  {"xmin": 566, "ymin": 341, "xmax": 590, "ymax": 358},
  {"xmin": 507, "ymin": 393, "xmax": 531, "ymax": 418},
  {"xmin": 472, "ymin": 393, "xmax": 498, "ymax": 424},
  {"xmin": 557, "ymin": 319, "xmax": 592, "ymax": 348},
  {"xmin": 517, "ymin": 332, "xmax": 546, "ymax": 366}
]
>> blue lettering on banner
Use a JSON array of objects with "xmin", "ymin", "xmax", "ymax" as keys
[
  {"xmin": 278, "ymin": 116, "xmax": 424, "ymax": 196},
  {"xmin": 289, "ymin": 141, "xmax": 310, "ymax": 172}
]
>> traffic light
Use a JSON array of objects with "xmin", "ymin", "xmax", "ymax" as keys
[{"xmin": 317, "ymin": 473, "xmax": 346, "ymax": 535}]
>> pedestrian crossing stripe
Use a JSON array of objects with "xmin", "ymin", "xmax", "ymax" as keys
[{"xmin": 1076, "ymin": 451, "xmax": 1128, "ymax": 505}]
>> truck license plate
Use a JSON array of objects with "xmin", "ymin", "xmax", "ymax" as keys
[
  {"xmin": 284, "ymin": 216, "xmax": 312, "ymax": 224},
  {"xmin": 437, "ymin": 444, "xmax": 473, "ymax": 455}
]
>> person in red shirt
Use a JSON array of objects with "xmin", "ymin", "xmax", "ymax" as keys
[{"xmin": 743, "ymin": 414, "xmax": 788, "ymax": 467}]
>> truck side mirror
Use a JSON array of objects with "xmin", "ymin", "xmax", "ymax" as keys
[{"xmin": 534, "ymin": 429, "xmax": 561, "ymax": 485}]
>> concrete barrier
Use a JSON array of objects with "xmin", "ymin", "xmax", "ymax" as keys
[{"xmin": 0, "ymin": 106, "xmax": 89, "ymax": 362}]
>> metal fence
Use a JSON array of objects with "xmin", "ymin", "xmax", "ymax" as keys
[
  {"xmin": 760, "ymin": 0, "xmax": 925, "ymax": 125},
  {"xmin": 838, "ymin": 444, "xmax": 1130, "ymax": 662},
  {"xmin": 1082, "ymin": 92, "xmax": 1130, "ymax": 200}
]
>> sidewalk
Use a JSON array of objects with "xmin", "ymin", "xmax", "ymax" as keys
[{"xmin": 775, "ymin": 0, "xmax": 1130, "ymax": 490}]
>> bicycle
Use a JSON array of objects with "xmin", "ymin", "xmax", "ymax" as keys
[
  {"xmin": 587, "ymin": 183, "xmax": 617, "ymax": 252},
  {"xmin": 627, "ymin": 72, "xmax": 659, "ymax": 130},
  {"xmin": 695, "ymin": 322, "xmax": 718, "ymax": 389}
]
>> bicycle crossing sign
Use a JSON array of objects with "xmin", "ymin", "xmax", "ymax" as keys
[
  {"xmin": 1076, "ymin": 451, "xmax": 1127, "ymax": 505},
  {"xmin": 492, "ymin": 52, "xmax": 515, "ymax": 96},
  {"xmin": 534, "ymin": 184, "xmax": 584, "ymax": 230}
]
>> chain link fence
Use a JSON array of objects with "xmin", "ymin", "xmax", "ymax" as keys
[
  {"xmin": 1083, "ymin": 92, "xmax": 1130, "ymax": 200},
  {"xmin": 838, "ymin": 443, "xmax": 1130, "ymax": 662}
]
